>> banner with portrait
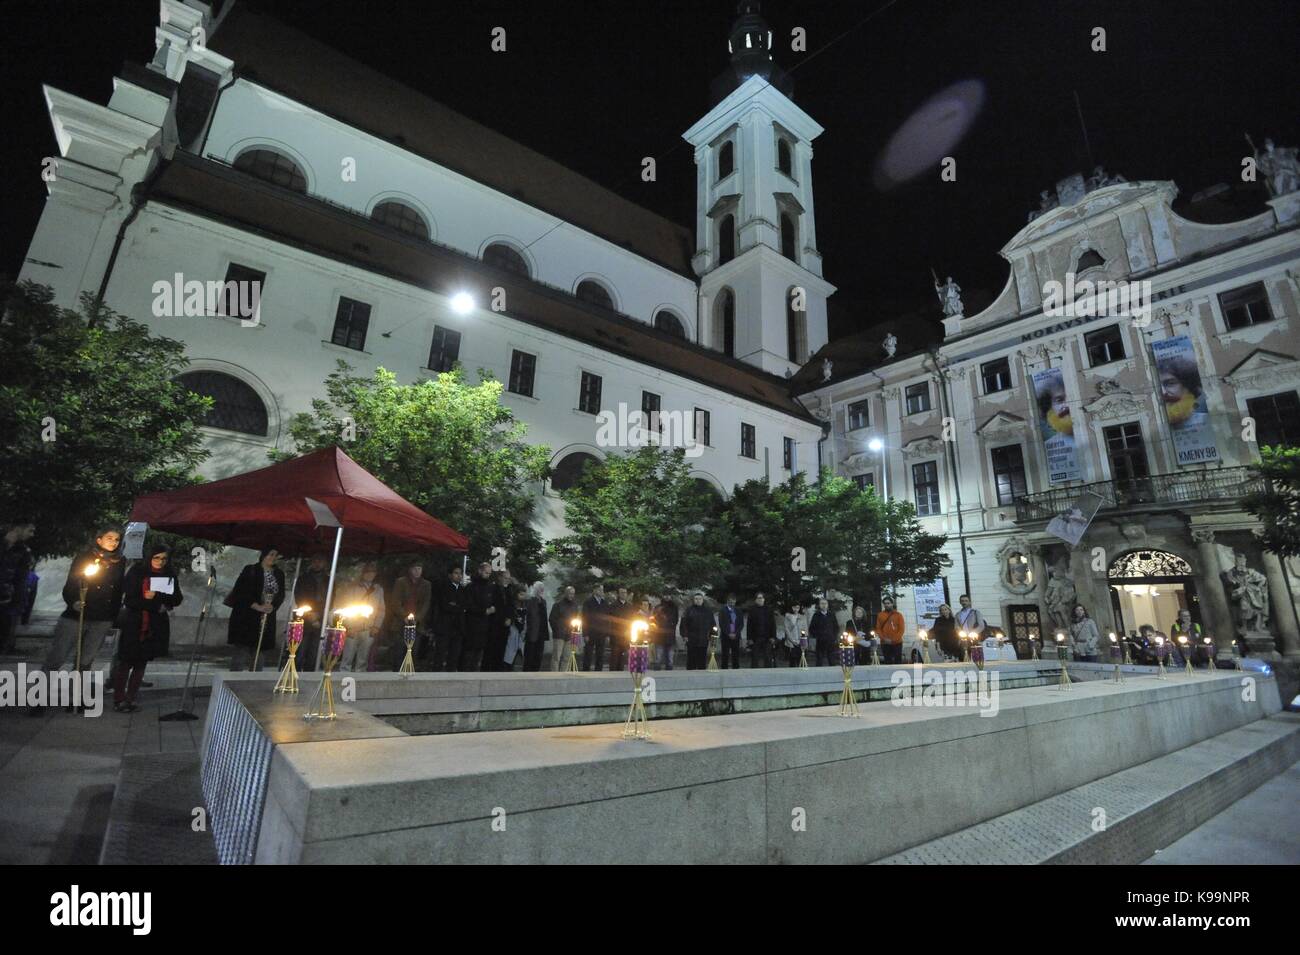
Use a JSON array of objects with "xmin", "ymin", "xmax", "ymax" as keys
[
  {"xmin": 1151, "ymin": 335, "xmax": 1218, "ymax": 466},
  {"xmin": 1032, "ymin": 367, "xmax": 1081, "ymax": 484}
]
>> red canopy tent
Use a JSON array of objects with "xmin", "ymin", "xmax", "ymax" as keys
[
  {"xmin": 130, "ymin": 447, "xmax": 467, "ymax": 691},
  {"xmin": 129, "ymin": 445, "xmax": 467, "ymax": 556}
]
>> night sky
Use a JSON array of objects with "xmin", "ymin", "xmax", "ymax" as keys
[{"xmin": 3, "ymin": 0, "xmax": 1297, "ymax": 340}]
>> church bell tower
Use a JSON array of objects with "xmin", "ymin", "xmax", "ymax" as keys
[{"xmin": 683, "ymin": 1, "xmax": 834, "ymax": 377}]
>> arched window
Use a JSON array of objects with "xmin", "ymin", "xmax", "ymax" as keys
[
  {"xmin": 483, "ymin": 242, "xmax": 529, "ymax": 276},
  {"xmin": 576, "ymin": 279, "xmax": 614, "ymax": 310},
  {"xmin": 786, "ymin": 287, "xmax": 807, "ymax": 363},
  {"xmin": 777, "ymin": 138, "xmax": 793, "ymax": 177},
  {"xmin": 780, "ymin": 212, "xmax": 798, "ymax": 262},
  {"xmin": 177, "ymin": 371, "xmax": 268, "ymax": 436},
  {"xmin": 717, "ymin": 140, "xmax": 734, "ymax": 180},
  {"xmin": 714, "ymin": 289, "xmax": 736, "ymax": 357},
  {"xmin": 232, "ymin": 148, "xmax": 307, "ymax": 194},
  {"xmin": 1076, "ymin": 249, "xmax": 1105, "ymax": 272},
  {"xmin": 654, "ymin": 310, "xmax": 686, "ymax": 338},
  {"xmin": 718, "ymin": 213, "xmax": 736, "ymax": 265},
  {"xmin": 371, "ymin": 201, "xmax": 430, "ymax": 240},
  {"xmin": 550, "ymin": 452, "xmax": 603, "ymax": 492}
]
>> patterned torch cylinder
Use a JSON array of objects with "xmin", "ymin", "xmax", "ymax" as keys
[
  {"xmin": 622, "ymin": 621, "xmax": 651, "ymax": 739},
  {"xmin": 798, "ymin": 629, "xmax": 809, "ymax": 668},
  {"xmin": 1108, "ymin": 632, "xmax": 1124, "ymax": 683},
  {"xmin": 707, "ymin": 625, "xmax": 719, "ymax": 671},
  {"xmin": 1154, "ymin": 635, "xmax": 1169, "ymax": 680},
  {"xmin": 274, "ymin": 606, "xmax": 308, "ymax": 694},
  {"xmin": 568, "ymin": 617, "xmax": 582, "ymax": 672},
  {"xmin": 1055, "ymin": 632, "xmax": 1072, "ymax": 689},
  {"xmin": 399, "ymin": 613, "xmax": 417, "ymax": 675},
  {"xmin": 305, "ymin": 608, "xmax": 359, "ymax": 720},
  {"xmin": 838, "ymin": 631, "xmax": 859, "ymax": 717}
]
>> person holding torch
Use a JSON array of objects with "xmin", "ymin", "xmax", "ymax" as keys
[{"xmin": 38, "ymin": 526, "xmax": 125, "ymax": 681}]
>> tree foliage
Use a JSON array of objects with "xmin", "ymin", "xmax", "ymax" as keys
[
  {"xmin": 546, "ymin": 446, "xmax": 950, "ymax": 608},
  {"xmin": 1244, "ymin": 444, "xmax": 1300, "ymax": 558},
  {"xmin": 715, "ymin": 471, "xmax": 950, "ymax": 609},
  {"xmin": 545, "ymin": 446, "xmax": 728, "ymax": 596},
  {"xmin": 0, "ymin": 282, "xmax": 210, "ymax": 559},
  {"xmin": 280, "ymin": 362, "xmax": 550, "ymax": 579}
]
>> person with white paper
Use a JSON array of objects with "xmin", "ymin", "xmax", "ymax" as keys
[{"xmin": 113, "ymin": 544, "xmax": 183, "ymax": 712}]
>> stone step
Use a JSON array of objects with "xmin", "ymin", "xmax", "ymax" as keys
[{"xmin": 874, "ymin": 712, "xmax": 1300, "ymax": 864}]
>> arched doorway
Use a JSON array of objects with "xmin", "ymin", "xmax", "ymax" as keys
[{"xmin": 1107, "ymin": 549, "xmax": 1197, "ymax": 639}]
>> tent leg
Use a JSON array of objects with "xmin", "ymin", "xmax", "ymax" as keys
[
  {"xmin": 315, "ymin": 528, "xmax": 344, "ymax": 670},
  {"xmin": 160, "ymin": 572, "xmax": 216, "ymax": 722}
]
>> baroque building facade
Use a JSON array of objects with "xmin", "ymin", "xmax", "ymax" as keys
[{"xmin": 801, "ymin": 169, "xmax": 1300, "ymax": 665}]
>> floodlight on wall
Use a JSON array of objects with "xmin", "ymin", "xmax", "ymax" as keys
[{"xmin": 451, "ymin": 292, "xmax": 475, "ymax": 315}]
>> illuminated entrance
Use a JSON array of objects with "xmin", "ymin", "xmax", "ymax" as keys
[{"xmin": 1108, "ymin": 549, "xmax": 1197, "ymax": 639}]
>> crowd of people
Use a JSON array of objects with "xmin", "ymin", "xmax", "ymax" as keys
[{"xmin": 3, "ymin": 520, "xmax": 1236, "ymax": 713}]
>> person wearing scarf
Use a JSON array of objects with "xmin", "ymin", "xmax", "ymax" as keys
[
  {"xmin": 226, "ymin": 546, "xmax": 286, "ymax": 671},
  {"xmin": 113, "ymin": 544, "xmax": 183, "ymax": 712}
]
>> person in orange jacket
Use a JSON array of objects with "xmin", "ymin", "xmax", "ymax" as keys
[{"xmin": 875, "ymin": 596, "xmax": 906, "ymax": 665}]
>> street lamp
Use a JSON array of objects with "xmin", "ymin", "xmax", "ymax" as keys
[{"xmin": 450, "ymin": 291, "xmax": 475, "ymax": 314}]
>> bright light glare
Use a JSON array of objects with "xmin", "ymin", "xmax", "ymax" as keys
[
  {"xmin": 868, "ymin": 438, "xmax": 883, "ymax": 452},
  {"xmin": 450, "ymin": 292, "xmax": 474, "ymax": 314}
]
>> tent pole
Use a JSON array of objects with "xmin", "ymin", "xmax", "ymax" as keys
[
  {"xmin": 315, "ymin": 528, "xmax": 344, "ymax": 670},
  {"xmin": 160, "ymin": 571, "xmax": 216, "ymax": 722}
]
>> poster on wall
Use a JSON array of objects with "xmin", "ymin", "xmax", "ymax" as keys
[
  {"xmin": 913, "ymin": 578, "xmax": 947, "ymax": 629},
  {"xmin": 1032, "ymin": 367, "xmax": 1081, "ymax": 484},
  {"xmin": 1151, "ymin": 335, "xmax": 1219, "ymax": 466}
]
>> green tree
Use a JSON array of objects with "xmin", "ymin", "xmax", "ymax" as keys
[
  {"xmin": 1244, "ymin": 445, "xmax": 1300, "ymax": 558},
  {"xmin": 0, "ymin": 282, "xmax": 211, "ymax": 559},
  {"xmin": 280, "ymin": 362, "xmax": 550, "ymax": 579},
  {"xmin": 546, "ymin": 446, "xmax": 728, "ymax": 597},
  {"xmin": 715, "ymin": 471, "xmax": 949, "ymax": 610}
]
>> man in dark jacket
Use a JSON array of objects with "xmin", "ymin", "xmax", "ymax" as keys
[
  {"xmin": 40, "ymin": 526, "xmax": 126, "ymax": 675},
  {"xmin": 581, "ymin": 584, "xmax": 610, "ymax": 671},
  {"xmin": 718, "ymin": 594, "xmax": 743, "ymax": 669},
  {"xmin": 745, "ymin": 592, "xmax": 778, "ymax": 668},
  {"xmin": 432, "ymin": 564, "xmax": 467, "ymax": 671},
  {"xmin": 679, "ymin": 592, "xmax": 716, "ymax": 671},
  {"xmin": 607, "ymin": 585, "xmax": 635, "ymax": 671},
  {"xmin": 523, "ymin": 582, "xmax": 549, "ymax": 671},
  {"xmin": 548, "ymin": 585, "xmax": 580, "ymax": 670},
  {"xmin": 463, "ymin": 562, "xmax": 503, "ymax": 672},
  {"xmin": 652, "ymin": 594, "xmax": 679, "ymax": 670},
  {"xmin": 808, "ymin": 597, "xmax": 839, "ymax": 667},
  {"xmin": 0, "ymin": 522, "xmax": 35, "ymax": 655}
]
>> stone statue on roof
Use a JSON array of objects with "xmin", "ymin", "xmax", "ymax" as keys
[
  {"xmin": 935, "ymin": 276, "xmax": 963, "ymax": 318},
  {"xmin": 1252, "ymin": 137, "xmax": 1300, "ymax": 197},
  {"xmin": 822, "ymin": 358, "xmax": 833, "ymax": 381},
  {"xmin": 882, "ymin": 333, "xmax": 898, "ymax": 358},
  {"xmin": 1087, "ymin": 166, "xmax": 1126, "ymax": 190}
]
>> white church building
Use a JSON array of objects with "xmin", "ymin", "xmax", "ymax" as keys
[{"xmin": 20, "ymin": 0, "xmax": 834, "ymax": 604}]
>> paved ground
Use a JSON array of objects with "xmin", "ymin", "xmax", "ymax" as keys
[
  {"xmin": 1143, "ymin": 760, "xmax": 1300, "ymax": 864},
  {"xmin": 4, "ymin": 630, "xmax": 1299, "ymax": 865}
]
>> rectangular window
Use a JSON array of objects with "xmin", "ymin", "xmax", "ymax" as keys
[
  {"xmin": 990, "ymin": 444, "xmax": 1028, "ymax": 506},
  {"xmin": 981, "ymin": 357, "xmax": 1012, "ymax": 394},
  {"xmin": 912, "ymin": 461, "xmax": 940, "ymax": 516},
  {"xmin": 905, "ymin": 383, "xmax": 931, "ymax": 415},
  {"xmin": 1219, "ymin": 283, "xmax": 1273, "ymax": 330},
  {"xmin": 1084, "ymin": 324, "xmax": 1125, "ymax": 366},
  {"xmin": 641, "ymin": 391, "xmax": 661, "ymax": 434},
  {"xmin": 1246, "ymin": 391, "xmax": 1300, "ymax": 448},
  {"xmin": 508, "ymin": 349, "xmax": 536, "ymax": 397},
  {"xmin": 740, "ymin": 422, "xmax": 756, "ymax": 459},
  {"xmin": 330, "ymin": 296, "xmax": 371, "ymax": 351},
  {"xmin": 578, "ymin": 371, "xmax": 602, "ymax": 415},
  {"xmin": 1104, "ymin": 422, "xmax": 1149, "ymax": 481},
  {"xmin": 847, "ymin": 400, "xmax": 870, "ymax": 431},
  {"xmin": 427, "ymin": 325, "xmax": 461, "ymax": 372},
  {"xmin": 694, "ymin": 408, "xmax": 711, "ymax": 447},
  {"xmin": 217, "ymin": 263, "xmax": 266, "ymax": 322},
  {"xmin": 853, "ymin": 472, "xmax": 874, "ymax": 493},
  {"xmin": 783, "ymin": 436, "xmax": 795, "ymax": 471}
]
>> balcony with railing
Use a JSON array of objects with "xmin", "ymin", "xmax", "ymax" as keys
[{"xmin": 1013, "ymin": 466, "xmax": 1263, "ymax": 524}]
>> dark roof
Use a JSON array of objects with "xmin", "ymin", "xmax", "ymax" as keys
[
  {"xmin": 207, "ymin": 5, "xmax": 695, "ymax": 276},
  {"xmin": 145, "ymin": 153, "xmax": 816, "ymax": 422},
  {"xmin": 791, "ymin": 305, "xmax": 944, "ymax": 392}
]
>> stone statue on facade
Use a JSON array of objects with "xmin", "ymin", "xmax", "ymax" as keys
[
  {"xmin": 1221, "ymin": 550, "xmax": 1270, "ymax": 633},
  {"xmin": 1043, "ymin": 557, "xmax": 1077, "ymax": 632},
  {"xmin": 882, "ymin": 333, "xmax": 898, "ymax": 358},
  {"xmin": 1251, "ymin": 137, "xmax": 1300, "ymax": 198},
  {"xmin": 821, "ymin": 358, "xmax": 833, "ymax": 381},
  {"xmin": 934, "ymin": 276, "xmax": 963, "ymax": 318}
]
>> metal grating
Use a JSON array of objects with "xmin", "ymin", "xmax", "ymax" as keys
[{"xmin": 200, "ymin": 685, "xmax": 273, "ymax": 865}]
